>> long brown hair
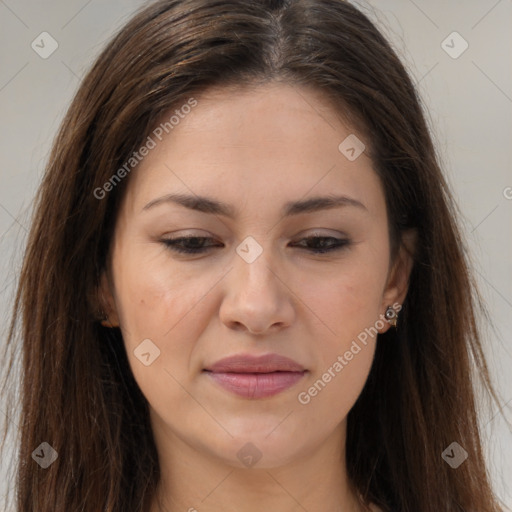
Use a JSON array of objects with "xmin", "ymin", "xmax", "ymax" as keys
[{"xmin": 1, "ymin": 0, "xmax": 507, "ymax": 510}]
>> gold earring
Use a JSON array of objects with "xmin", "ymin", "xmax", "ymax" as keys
[
  {"xmin": 384, "ymin": 305, "xmax": 398, "ymax": 327},
  {"xmin": 98, "ymin": 308, "xmax": 112, "ymax": 328}
]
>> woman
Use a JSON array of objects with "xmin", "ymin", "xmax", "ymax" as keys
[{"xmin": 0, "ymin": 0, "xmax": 506, "ymax": 511}]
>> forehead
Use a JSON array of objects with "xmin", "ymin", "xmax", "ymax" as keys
[
  {"xmin": 121, "ymin": 82, "xmax": 383, "ymax": 218},
  {"xmin": 168, "ymin": 82, "xmax": 362, "ymax": 146}
]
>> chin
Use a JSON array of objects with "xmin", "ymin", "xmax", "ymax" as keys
[{"xmin": 202, "ymin": 427, "xmax": 316, "ymax": 470}]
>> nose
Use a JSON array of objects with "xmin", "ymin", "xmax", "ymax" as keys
[{"xmin": 219, "ymin": 247, "xmax": 295, "ymax": 335}]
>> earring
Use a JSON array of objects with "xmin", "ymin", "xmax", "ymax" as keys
[
  {"xmin": 384, "ymin": 305, "xmax": 398, "ymax": 327},
  {"xmin": 98, "ymin": 308, "xmax": 112, "ymax": 327}
]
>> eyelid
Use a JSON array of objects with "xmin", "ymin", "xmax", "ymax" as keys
[
  {"xmin": 159, "ymin": 232, "xmax": 352, "ymax": 256},
  {"xmin": 160, "ymin": 228, "xmax": 347, "ymax": 242},
  {"xmin": 296, "ymin": 228, "xmax": 348, "ymax": 237}
]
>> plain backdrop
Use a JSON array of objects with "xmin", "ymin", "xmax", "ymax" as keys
[{"xmin": 0, "ymin": 0, "xmax": 511, "ymax": 509}]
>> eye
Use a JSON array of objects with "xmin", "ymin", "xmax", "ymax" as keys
[
  {"xmin": 160, "ymin": 236, "xmax": 220, "ymax": 254},
  {"xmin": 290, "ymin": 235, "xmax": 351, "ymax": 254},
  {"xmin": 160, "ymin": 235, "xmax": 351, "ymax": 255}
]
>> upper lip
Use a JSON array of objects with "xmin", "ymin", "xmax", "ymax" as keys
[{"xmin": 204, "ymin": 353, "xmax": 305, "ymax": 373}]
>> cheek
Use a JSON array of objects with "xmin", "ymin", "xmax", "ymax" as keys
[
  {"xmin": 113, "ymin": 241, "xmax": 195, "ymax": 328},
  {"xmin": 296, "ymin": 246, "xmax": 388, "ymax": 415},
  {"xmin": 110, "ymin": 244, "xmax": 216, "ymax": 377},
  {"xmin": 295, "ymin": 268, "xmax": 383, "ymax": 428},
  {"xmin": 306, "ymin": 255, "xmax": 388, "ymax": 352},
  {"xmin": 296, "ymin": 339, "xmax": 375, "ymax": 438}
]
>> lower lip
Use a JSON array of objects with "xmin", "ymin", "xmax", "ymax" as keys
[{"xmin": 205, "ymin": 371, "xmax": 306, "ymax": 399}]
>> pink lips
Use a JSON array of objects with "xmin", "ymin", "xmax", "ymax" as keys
[{"xmin": 203, "ymin": 353, "xmax": 307, "ymax": 399}]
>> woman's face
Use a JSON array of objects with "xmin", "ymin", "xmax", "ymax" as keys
[{"xmin": 102, "ymin": 82, "xmax": 409, "ymax": 469}]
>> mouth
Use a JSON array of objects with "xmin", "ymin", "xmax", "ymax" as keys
[{"xmin": 203, "ymin": 353, "xmax": 307, "ymax": 399}]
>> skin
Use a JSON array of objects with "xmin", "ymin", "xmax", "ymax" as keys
[{"xmin": 100, "ymin": 82, "xmax": 413, "ymax": 512}]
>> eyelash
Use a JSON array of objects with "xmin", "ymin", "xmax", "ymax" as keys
[{"xmin": 160, "ymin": 235, "xmax": 351, "ymax": 255}]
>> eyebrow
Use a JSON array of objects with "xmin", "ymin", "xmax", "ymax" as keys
[{"xmin": 142, "ymin": 192, "xmax": 368, "ymax": 217}]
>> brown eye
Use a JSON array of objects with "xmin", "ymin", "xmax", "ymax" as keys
[
  {"xmin": 161, "ymin": 236, "xmax": 221, "ymax": 254},
  {"xmin": 161, "ymin": 235, "xmax": 350, "ymax": 256},
  {"xmin": 291, "ymin": 236, "xmax": 350, "ymax": 254}
]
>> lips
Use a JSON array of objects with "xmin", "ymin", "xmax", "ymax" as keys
[{"xmin": 203, "ymin": 353, "xmax": 307, "ymax": 399}]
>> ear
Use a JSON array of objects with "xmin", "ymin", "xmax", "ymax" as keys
[
  {"xmin": 378, "ymin": 229, "xmax": 416, "ymax": 333},
  {"xmin": 97, "ymin": 270, "xmax": 120, "ymax": 328}
]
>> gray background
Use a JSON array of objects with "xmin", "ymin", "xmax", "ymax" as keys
[{"xmin": 0, "ymin": 0, "xmax": 510, "ymax": 509}]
